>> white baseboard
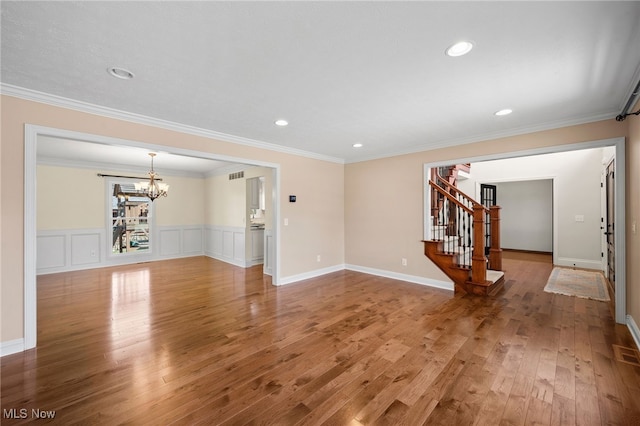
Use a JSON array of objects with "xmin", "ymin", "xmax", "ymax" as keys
[
  {"xmin": 555, "ymin": 257, "xmax": 603, "ymax": 270},
  {"xmin": 345, "ymin": 264, "xmax": 454, "ymax": 292},
  {"xmin": 205, "ymin": 252, "xmax": 249, "ymax": 268},
  {"xmin": 1, "ymin": 338, "xmax": 25, "ymax": 357},
  {"xmin": 277, "ymin": 263, "xmax": 455, "ymax": 291},
  {"xmin": 627, "ymin": 315, "xmax": 640, "ymax": 351},
  {"xmin": 277, "ymin": 265, "xmax": 346, "ymax": 286}
]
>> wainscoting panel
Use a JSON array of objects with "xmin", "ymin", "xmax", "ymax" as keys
[
  {"xmin": 37, "ymin": 226, "xmax": 205, "ymax": 274},
  {"xmin": 70, "ymin": 233, "xmax": 101, "ymax": 266},
  {"xmin": 223, "ymin": 231, "xmax": 234, "ymax": 259},
  {"xmin": 264, "ymin": 229, "xmax": 274, "ymax": 276},
  {"xmin": 37, "ymin": 234, "xmax": 66, "ymax": 270},
  {"xmin": 234, "ymin": 232, "xmax": 245, "ymax": 261},
  {"xmin": 159, "ymin": 228, "xmax": 181, "ymax": 256},
  {"xmin": 209, "ymin": 228, "xmax": 223, "ymax": 256},
  {"xmin": 205, "ymin": 225, "xmax": 247, "ymax": 267},
  {"xmin": 183, "ymin": 228, "xmax": 203, "ymax": 254}
]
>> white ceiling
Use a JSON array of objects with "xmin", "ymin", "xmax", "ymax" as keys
[{"xmin": 2, "ymin": 1, "xmax": 640, "ymax": 167}]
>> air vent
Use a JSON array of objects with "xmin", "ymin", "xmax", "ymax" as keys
[{"xmin": 229, "ymin": 171, "xmax": 244, "ymax": 180}]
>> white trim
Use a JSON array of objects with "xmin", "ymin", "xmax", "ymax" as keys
[
  {"xmin": 24, "ymin": 124, "xmax": 282, "ymax": 354},
  {"xmin": 0, "ymin": 339, "xmax": 25, "ymax": 357},
  {"xmin": 346, "ymin": 264, "xmax": 454, "ymax": 292},
  {"xmin": 423, "ymin": 167, "xmax": 432, "ymax": 241},
  {"xmin": 555, "ymin": 257, "xmax": 604, "ymax": 271},
  {"xmin": 614, "ymin": 140, "xmax": 626, "ymax": 324},
  {"xmin": 2, "ymin": 83, "xmax": 343, "ymax": 164},
  {"xmin": 627, "ymin": 315, "xmax": 640, "ymax": 352},
  {"xmin": 24, "ymin": 125, "xmax": 37, "ymax": 350},
  {"xmin": 423, "ymin": 137, "xmax": 627, "ymax": 324},
  {"xmin": 348, "ymin": 113, "xmax": 617, "ymax": 164},
  {"xmin": 1, "ymin": 83, "xmax": 621, "ymax": 166},
  {"xmin": 277, "ymin": 265, "xmax": 346, "ymax": 286}
]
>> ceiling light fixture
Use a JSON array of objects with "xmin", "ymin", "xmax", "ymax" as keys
[
  {"xmin": 108, "ymin": 67, "xmax": 135, "ymax": 80},
  {"xmin": 274, "ymin": 119, "xmax": 289, "ymax": 127},
  {"xmin": 445, "ymin": 41, "xmax": 474, "ymax": 57},
  {"xmin": 494, "ymin": 109, "xmax": 513, "ymax": 116},
  {"xmin": 352, "ymin": 143, "xmax": 363, "ymax": 148},
  {"xmin": 135, "ymin": 153, "xmax": 169, "ymax": 201}
]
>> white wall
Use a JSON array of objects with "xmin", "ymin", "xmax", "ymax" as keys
[
  {"xmin": 495, "ymin": 180, "xmax": 553, "ymax": 252},
  {"xmin": 457, "ymin": 147, "xmax": 608, "ymax": 269}
]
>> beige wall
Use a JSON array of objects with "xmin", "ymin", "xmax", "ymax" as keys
[
  {"xmin": 204, "ymin": 166, "xmax": 274, "ymax": 229},
  {"xmin": 0, "ymin": 95, "xmax": 345, "ymax": 343},
  {"xmin": 37, "ymin": 165, "xmax": 104, "ymax": 229},
  {"xmin": 154, "ymin": 175, "xmax": 205, "ymax": 227},
  {"xmin": 205, "ymin": 173, "xmax": 246, "ymax": 228},
  {"xmin": 36, "ymin": 165, "xmax": 205, "ymax": 230},
  {"xmin": 627, "ymin": 114, "xmax": 640, "ymax": 323}
]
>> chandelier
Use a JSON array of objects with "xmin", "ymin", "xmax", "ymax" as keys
[{"xmin": 135, "ymin": 153, "xmax": 169, "ymax": 201}]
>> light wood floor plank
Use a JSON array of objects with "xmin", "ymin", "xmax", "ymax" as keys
[{"xmin": 2, "ymin": 253, "xmax": 639, "ymax": 425}]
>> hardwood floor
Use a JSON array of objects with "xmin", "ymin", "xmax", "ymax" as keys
[{"xmin": 2, "ymin": 254, "xmax": 639, "ymax": 425}]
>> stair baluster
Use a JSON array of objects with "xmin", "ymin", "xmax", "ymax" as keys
[{"xmin": 424, "ymin": 168, "xmax": 504, "ymax": 295}]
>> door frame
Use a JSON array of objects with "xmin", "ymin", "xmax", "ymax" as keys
[
  {"xmin": 601, "ymin": 155, "xmax": 616, "ymax": 279},
  {"xmin": 24, "ymin": 124, "xmax": 282, "ymax": 350},
  {"xmin": 423, "ymin": 137, "xmax": 626, "ymax": 324}
]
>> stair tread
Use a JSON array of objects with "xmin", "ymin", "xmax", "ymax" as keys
[{"xmin": 486, "ymin": 270, "xmax": 504, "ymax": 284}]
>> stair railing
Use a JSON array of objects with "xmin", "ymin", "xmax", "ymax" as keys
[
  {"xmin": 429, "ymin": 180, "xmax": 478, "ymax": 269},
  {"xmin": 429, "ymin": 172, "xmax": 502, "ymax": 276}
]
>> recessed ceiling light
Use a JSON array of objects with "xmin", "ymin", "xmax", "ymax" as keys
[
  {"xmin": 274, "ymin": 119, "xmax": 289, "ymax": 127},
  {"xmin": 445, "ymin": 41, "xmax": 473, "ymax": 57},
  {"xmin": 353, "ymin": 143, "xmax": 363, "ymax": 148},
  {"xmin": 108, "ymin": 67, "xmax": 134, "ymax": 80},
  {"xmin": 495, "ymin": 109, "xmax": 513, "ymax": 116}
]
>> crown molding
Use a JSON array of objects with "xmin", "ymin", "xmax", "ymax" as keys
[
  {"xmin": 2, "ymin": 83, "xmax": 620, "ymax": 166},
  {"xmin": 0, "ymin": 83, "xmax": 344, "ymax": 165},
  {"xmin": 344, "ymin": 110, "xmax": 618, "ymax": 164}
]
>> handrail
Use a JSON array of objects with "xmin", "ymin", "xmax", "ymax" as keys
[
  {"xmin": 429, "ymin": 181, "xmax": 473, "ymax": 214},
  {"xmin": 434, "ymin": 174, "xmax": 488, "ymax": 212}
]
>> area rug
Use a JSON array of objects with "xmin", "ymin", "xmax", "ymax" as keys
[{"xmin": 544, "ymin": 267, "xmax": 610, "ymax": 301}]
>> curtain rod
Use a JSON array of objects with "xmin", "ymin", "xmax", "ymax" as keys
[
  {"xmin": 616, "ymin": 78, "xmax": 640, "ymax": 122},
  {"xmin": 97, "ymin": 173, "xmax": 163, "ymax": 181}
]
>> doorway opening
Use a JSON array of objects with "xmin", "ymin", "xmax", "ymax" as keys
[
  {"xmin": 24, "ymin": 124, "xmax": 282, "ymax": 350},
  {"xmin": 423, "ymin": 137, "xmax": 626, "ymax": 324}
]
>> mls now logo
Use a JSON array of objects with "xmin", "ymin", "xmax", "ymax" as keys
[
  {"xmin": 3, "ymin": 409, "xmax": 28, "ymax": 419},
  {"xmin": 3, "ymin": 408, "xmax": 56, "ymax": 419}
]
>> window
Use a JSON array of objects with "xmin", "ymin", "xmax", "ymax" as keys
[{"xmin": 109, "ymin": 180, "xmax": 153, "ymax": 255}]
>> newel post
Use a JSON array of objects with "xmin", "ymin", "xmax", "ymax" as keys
[
  {"xmin": 471, "ymin": 205, "xmax": 487, "ymax": 284},
  {"xmin": 489, "ymin": 205, "xmax": 502, "ymax": 271}
]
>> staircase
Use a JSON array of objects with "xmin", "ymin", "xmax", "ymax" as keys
[{"xmin": 423, "ymin": 167, "xmax": 505, "ymax": 296}]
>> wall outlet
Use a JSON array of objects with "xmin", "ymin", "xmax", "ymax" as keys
[
  {"xmin": 317, "ymin": 255, "xmax": 321, "ymax": 262},
  {"xmin": 402, "ymin": 258, "xmax": 407, "ymax": 266},
  {"xmin": 575, "ymin": 215, "xmax": 584, "ymax": 222}
]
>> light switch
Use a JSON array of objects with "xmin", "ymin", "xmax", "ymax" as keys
[{"xmin": 284, "ymin": 218, "xmax": 289, "ymax": 226}]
